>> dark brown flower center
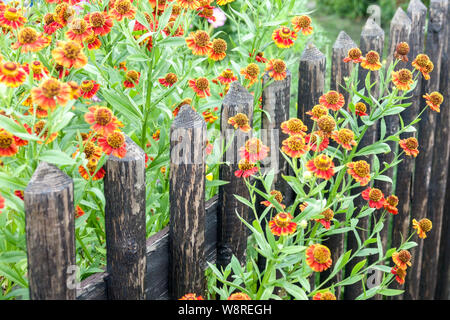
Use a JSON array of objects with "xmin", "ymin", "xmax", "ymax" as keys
[
  {"xmin": 314, "ymin": 155, "xmax": 332, "ymax": 171},
  {"xmin": 287, "ymin": 136, "xmax": 306, "ymax": 151},
  {"xmin": 126, "ymin": 70, "xmax": 139, "ymax": 82},
  {"xmin": 353, "ymin": 160, "xmax": 370, "ymax": 177},
  {"xmin": 337, "ymin": 128, "xmax": 354, "ymax": 144},
  {"xmin": 386, "ymin": 195, "xmax": 399, "ymax": 206},
  {"xmin": 195, "ymin": 77, "xmax": 209, "ymax": 90},
  {"xmin": 414, "ymin": 54, "xmax": 429, "ymax": 68},
  {"xmin": 321, "ymin": 208, "xmax": 334, "ymax": 221},
  {"xmin": 405, "ymin": 137, "xmax": 418, "ymax": 150},
  {"xmin": 286, "ymin": 118, "xmax": 305, "ymax": 133},
  {"xmin": 295, "ymin": 15, "xmax": 311, "ymax": 28},
  {"xmin": 94, "ymin": 107, "xmax": 113, "ymax": 125},
  {"xmin": 107, "ymin": 131, "xmax": 125, "ymax": 148},
  {"xmin": 348, "ymin": 48, "xmax": 362, "ymax": 60},
  {"xmin": 313, "ymin": 245, "xmax": 331, "ymax": 264},
  {"xmin": 311, "ymin": 104, "xmax": 328, "ymax": 118},
  {"xmin": 418, "ymin": 218, "xmax": 432, "ymax": 232},
  {"xmin": 272, "ymin": 59, "xmax": 286, "ymax": 73},
  {"xmin": 193, "ymin": 30, "xmax": 210, "ymax": 47},
  {"xmin": 0, "ymin": 130, "xmax": 14, "ymax": 149},
  {"xmin": 90, "ymin": 12, "xmax": 105, "ymax": 27},
  {"xmin": 233, "ymin": 113, "xmax": 249, "ymax": 127},
  {"xmin": 366, "ymin": 51, "xmax": 380, "ymax": 64},
  {"xmin": 70, "ymin": 19, "xmax": 88, "ymax": 34},
  {"xmin": 238, "ymin": 158, "xmax": 255, "ymax": 171},
  {"xmin": 270, "ymin": 190, "xmax": 283, "ymax": 203},
  {"xmin": 325, "ymin": 91, "xmax": 339, "ymax": 104},
  {"xmin": 355, "ymin": 102, "xmax": 367, "ymax": 113},
  {"xmin": 18, "ymin": 27, "xmax": 38, "ymax": 44},
  {"xmin": 397, "ymin": 250, "xmax": 411, "ymax": 263},
  {"xmin": 212, "ymin": 38, "xmax": 227, "ymax": 53},
  {"xmin": 246, "ymin": 63, "xmax": 259, "ymax": 78},
  {"xmin": 398, "ymin": 69, "xmax": 412, "ymax": 83},
  {"xmin": 396, "ymin": 42, "xmax": 410, "ymax": 55},
  {"xmin": 115, "ymin": 0, "xmax": 132, "ymax": 14},
  {"xmin": 317, "ymin": 115, "xmax": 336, "ymax": 133},
  {"xmin": 63, "ymin": 41, "xmax": 82, "ymax": 60},
  {"xmin": 368, "ymin": 188, "xmax": 383, "ymax": 202},
  {"xmin": 429, "ymin": 92, "xmax": 443, "ymax": 105},
  {"xmin": 42, "ymin": 79, "xmax": 61, "ymax": 98}
]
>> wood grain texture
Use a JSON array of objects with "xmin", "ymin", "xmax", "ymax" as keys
[
  {"xmin": 297, "ymin": 42, "xmax": 326, "ymax": 131},
  {"xmin": 417, "ymin": 0, "xmax": 448, "ymax": 300},
  {"xmin": 169, "ymin": 105, "xmax": 207, "ymax": 299},
  {"xmin": 344, "ymin": 18, "xmax": 385, "ymax": 301},
  {"xmin": 76, "ymin": 197, "xmax": 218, "ymax": 300},
  {"xmin": 25, "ymin": 162, "xmax": 76, "ymax": 300},
  {"xmin": 391, "ymin": 2, "xmax": 427, "ymax": 288},
  {"xmin": 217, "ymin": 81, "xmax": 254, "ymax": 270},
  {"xmin": 104, "ymin": 136, "xmax": 146, "ymax": 300}
]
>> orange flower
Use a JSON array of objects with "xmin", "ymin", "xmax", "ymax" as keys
[
  {"xmin": 316, "ymin": 115, "xmax": 336, "ymax": 137},
  {"xmin": 361, "ymin": 187, "xmax": 385, "ymax": 209},
  {"xmin": 14, "ymin": 190, "xmax": 24, "ymax": 200},
  {"xmin": 421, "ymin": 60, "xmax": 434, "ymax": 80},
  {"xmin": 202, "ymin": 110, "xmax": 217, "ymax": 123},
  {"xmin": 177, "ymin": 0, "xmax": 201, "ymax": 9},
  {"xmin": 319, "ymin": 90, "xmax": 345, "ymax": 111},
  {"xmin": 75, "ymin": 205, "xmax": 85, "ymax": 218},
  {"xmin": 313, "ymin": 291, "xmax": 337, "ymax": 300},
  {"xmin": 85, "ymin": 32, "xmax": 102, "ymax": 50},
  {"xmin": 12, "ymin": 27, "xmax": 49, "ymax": 53},
  {"xmin": 84, "ymin": 106, "xmax": 121, "ymax": 136},
  {"xmin": 209, "ymin": 38, "xmax": 227, "ymax": 61},
  {"xmin": 27, "ymin": 61, "xmax": 50, "ymax": 81},
  {"xmin": 234, "ymin": 158, "xmax": 258, "ymax": 178},
  {"xmin": 306, "ymin": 154, "xmax": 335, "ymax": 180},
  {"xmin": 186, "ymin": 30, "xmax": 212, "ymax": 56},
  {"xmin": 98, "ymin": 131, "xmax": 127, "ymax": 158},
  {"xmin": 412, "ymin": 218, "xmax": 432, "ymax": 239},
  {"xmin": 179, "ymin": 293, "xmax": 204, "ymax": 300},
  {"xmin": 392, "ymin": 69, "xmax": 414, "ymax": 91},
  {"xmin": 269, "ymin": 212, "xmax": 297, "ymax": 236},
  {"xmin": 281, "ymin": 118, "xmax": 307, "ymax": 136},
  {"xmin": 260, "ymin": 190, "xmax": 286, "ymax": 209},
  {"xmin": 31, "ymin": 78, "xmax": 71, "ymax": 111},
  {"xmin": 43, "ymin": 13, "xmax": 61, "ymax": 35},
  {"xmin": 394, "ymin": 42, "xmax": 410, "ymax": 62},
  {"xmin": 423, "ymin": 92, "xmax": 444, "ymax": 112},
  {"xmin": 110, "ymin": 0, "xmax": 136, "ymax": 21},
  {"xmin": 189, "ymin": 77, "xmax": 211, "ymax": 98},
  {"xmin": 158, "ymin": 73, "xmax": 178, "ymax": 87},
  {"xmin": 54, "ymin": 3, "xmax": 74, "ymax": 27},
  {"xmin": 0, "ymin": 195, "xmax": 4, "ymax": 214},
  {"xmin": 392, "ymin": 250, "xmax": 412, "ymax": 270},
  {"xmin": 315, "ymin": 208, "xmax": 334, "ymax": 230},
  {"xmin": 0, "ymin": 61, "xmax": 27, "ymax": 88},
  {"xmin": 153, "ymin": 129, "xmax": 160, "ymax": 141},
  {"xmin": 281, "ymin": 135, "xmax": 308, "ymax": 158},
  {"xmin": 228, "ymin": 292, "xmax": 251, "ymax": 300},
  {"xmin": 66, "ymin": 18, "xmax": 92, "ymax": 43},
  {"xmin": 265, "ymin": 59, "xmax": 287, "ymax": 81},
  {"xmin": 306, "ymin": 104, "xmax": 329, "ymax": 121},
  {"xmin": 361, "ymin": 50, "xmax": 382, "ymax": 71},
  {"xmin": 228, "ymin": 113, "xmax": 251, "ymax": 132},
  {"xmin": 249, "ymin": 51, "xmax": 268, "ymax": 63},
  {"xmin": 399, "ymin": 137, "xmax": 419, "ymax": 157},
  {"xmin": 240, "ymin": 63, "xmax": 260, "ymax": 86},
  {"xmin": 217, "ymin": 69, "xmax": 237, "ymax": 84},
  {"xmin": 79, "ymin": 157, "xmax": 106, "ymax": 181},
  {"xmin": 52, "ymin": 40, "xmax": 88, "ymax": 69},
  {"xmin": 305, "ymin": 132, "xmax": 329, "ymax": 152},
  {"xmin": 331, "ymin": 128, "xmax": 357, "ymax": 150},
  {"xmin": 391, "ymin": 267, "xmax": 406, "ymax": 285},
  {"xmin": 384, "ymin": 195, "xmax": 399, "ymax": 215},
  {"xmin": 306, "ymin": 244, "xmax": 332, "ymax": 272},
  {"xmin": 123, "ymin": 70, "xmax": 141, "ymax": 88},
  {"xmin": 240, "ymin": 137, "xmax": 269, "ymax": 162},
  {"xmin": 34, "ymin": 120, "xmax": 58, "ymax": 144},
  {"xmin": 0, "ymin": 129, "xmax": 19, "ymax": 157},
  {"xmin": 272, "ymin": 26, "xmax": 297, "ymax": 48},
  {"xmin": 343, "ymin": 47, "xmax": 363, "ymax": 63},
  {"xmin": 346, "ymin": 160, "xmax": 371, "ymax": 186},
  {"xmin": 172, "ymin": 98, "xmax": 193, "ymax": 117},
  {"xmin": 291, "ymin": 15, "xmax": 313, "ymax": 35},
  {"xmin": 79, "ymin": 80, "xmax": 100, "ymax": 99},
  {"xmin": 85, "ymin": 11, "xmax": 114, "ymax": 36},
  {"xmin": 412, "ymin": 54, "xmax": 431, "ymax": 79},
  {"xmin": 354, "ymin": 101, "xmax": 368, "ymax": 116},
  {"xmin": 0, "ymin": 7, "xmax": 26, "ymax": 29}
]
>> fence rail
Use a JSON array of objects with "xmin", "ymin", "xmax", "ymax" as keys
[{"xmin": 23, "ymin": 0, "xmax": 449, "ymax": 300}]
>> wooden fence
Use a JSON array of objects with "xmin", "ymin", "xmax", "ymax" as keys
[{"xmin": 23, "ymin": 0, "xmax": 449, "ymax": 300}]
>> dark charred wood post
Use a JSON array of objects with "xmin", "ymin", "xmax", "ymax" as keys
[
  {"xmin": 373, "ymin": 7, "xmax": 411, "ymax": 275},
  {"xmin": 169, "ymin": 105, "xmax": 207, "ymax": 299},
  {"xmin": 436, "ymin": 0, "xmax": 450, "ymax": 301},
  {"xmin": 25, "ymin": 162, "xmax": 76, "ymax": 300},
  {"xmin": 417, "ymin": 0, "xmax": 448, "ymax": 300},
  {"xmin": 297, "ymin": 42, "xmax": 326, "ymax": 131},
  {"xmin": 217, "ymin": 81, "xmax": 254, "ymax": 270},
  {"xmin": 104, "ymin": 136, "xmax": 146, "ymax": 300},
  {"xmin": 391, "ymin": 2, "xmax": 427, "ymax": 291},
  {"xmin": 321, "ymin": 31, "xmax": 357, "ymax": 297}
]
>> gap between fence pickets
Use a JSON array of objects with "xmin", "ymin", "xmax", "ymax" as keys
[{"xmin": 77, "ymin": 196, "xmax": 219, "ymax": 300}]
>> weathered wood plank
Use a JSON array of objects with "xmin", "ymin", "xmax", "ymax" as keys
[
  {"xmin": 169, "ymin": 105, "xmax": 207, "ymax": 299},
  {"xmin": 25, "ymin": 162, "xmax": 76, "ymax": 300},
  {"xmin": 104, "ymin": 136, "xmax": 147, "ymax": 299}
]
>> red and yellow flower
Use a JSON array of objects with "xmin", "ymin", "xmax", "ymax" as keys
[
  {"xmin": 423, "ymin": 92, "xmax": 444, "ymax": 112},
  {"xmin": 392, "ymin": 250, "xmax": 412, "ymax": 270},
  {"xmin": 392, "ymin": 69, "xmax": 414, "ymax": 91},
  {"xmin": 331, "ymin": 128, "xmax": 357, "ymax": 150},
  {"xmin": 265, "ymin": 59, "xmax": 287, "ymax": 81},
  {"xmin": 217, "ymin": 69, "xmax": 237, "ymax": 85},
  {"xmin": 84, "ymin": 106, "xmax": 122, "ymax": 136},
  {"xmin": 269, "ymin": 212, "xmax": 297, "ymax": 236},
  {"xmin": 228, "ymin": 292, "xmax": 251, "ymax": 300},
  {"xmin": 186, "ymin": 30, "xmax": 212, "ymax": 56},
  {"xmin": 384, "ymin": 195, "xmax": 399, "ymax": 215},
  {"xmin": 319, "ymin": 90, "xmax": 345, "ymax": 111},
  {"xmin": 260, "ymin": 190, "xmax": 285, "ymax": 209},
  {"xmin": 189, "ymin": 77, "xmax": 211, "ymax": 98},
  {"xmin": 305, "ymin": 132, "xmax": 329, "ymax": 152},
  {"xmin": 306, "ymin": 104, "xmax": 328, "ymax": 121},
  {"xmin": 343, "ymin": 47, "xmax": 363, "ymax": 63},
  {"xmin": 26, "ymin": 61, "xmax": 50, "ymax": 81},
  {"xmin": 316, "ymin": 115, "xmax": 336, "ymax": 137},
  {"xmin": 12, "ymin": 27, "xmax": 49, "ymax": 53},
  {"xmin": 240, "ymin": 63, "xmax": 260, "ymax": 86},
  {"xmin": 78, "ymin": 157, "xmax": 106, "ymax": 181},
  {"xmin": 412, "ymin": 218, "xmax": 432, "ymax": 239},
  {"xmin": 281, "ymin": 135, "xmax": 308, "ymax": 158},
  {"xmin": 306, "ymin": 154, "xmax": 335, "ymax": 180},
  {"xmin": 0, "ymin": 7, "xmax": 26, "ymax": 29},
  {"xmin": 313, "ymin": 291, "xmax": 337, "ymax": 300},
  {"xmin": 412, "ymin": 54, "xmax": 431, "ymax": 79},
  {"xmin": 31, "ymin": 78, "xmax": 71, "ymax": 111},
  {"xmin": 315, "ymin": 208, "xmax": 334, "ymax": 230},
  {"xmin": 179, "ymin": 293, "xmax": 204, "ymax": 300},
  {"xmin": 228, "ymin": 113, "xmax": 251, "ymax": 132},
  {"xmin": 361, "ymin": 187, "xmax": 385, "ymax": 209},
  {"xmin": 79, "ymin": 80, "xmax": 100, "ymax": 99},
  {"xmin": 66, "ymin": 18, "xmax": 92, "ymax": 43},
  {"xmin": 0, "ymin": 129, "xmax": 19, "ymax": 157},
  {"xmin": 34, "ymin": 120, "xmax": 58, "ymax": 144},
  {"xmin": 52, "ymin": 40, "xmax": 88, "ymax": 69},
  {"xmin": 354, "ymin": 101, "xmax": 368, "ymax": 116},
  {"xmin": 85, "ymin": 11, "xmax": 114, "ymax": 36},
  {"xmin": 75, "ymin": 205, "xmax": 85, "ymax": 218},
  {"xmin": 391, "ymin": 266, "xmax": 406, "ymax": 285},
  {"xmin": 281, "ymin": 118, "xmax": 307, "ymax": 136},
  {"xmin": 98, "ymin": 130, "xmax": 127, "ymax": 158},
  {"xmin": 272, "ymin": 26, "xmax": 297, "ymax": 48},
  {"xmin": 399, "ymin": 137, "xmax": 419, "ymax": 157},
  {"xmin": 202, "ymin": 110, "xmax": 218, "ymax": 123},
  {"xmin": 361, "ymin": 50, "xmax": 382, "ymax": 71},
  {"xmin": 123, "ymin": 70, "xmax": 141, "ymax": 88},
  {"xmin": 240, "ymin": 137, "xmax": 269, "ymax": 162},
  {"xmin": 159, "ymin": 73, "xmax": 178, "ymax": 87},
  {"xmin": 234, "ymin": 158, "xmax": 258, "ymax": 178},
  {"xmin": 347, "ymin": 160, "xmax": 371, "ymax": 186},
  {"xmin": 209, "ymin": 38, "xmax": 227, "ymax": 61},
  {"xmin": 291, "ymin": 15, "xmax": 313, "ymax": 35},
  {"xmin": 110, "ymin": 0, "xmax": 136, "ymax": 21},
  {"xmin": 85, "ymin": 32, "xmax": 102, "ymax": 50},
  {"xmin": 0, "ymin": 61, "xmax": 27, "ymax": 88},
  {"xmin": 306, "ymin": 244, "xmax": 332, "ymax": 272}
]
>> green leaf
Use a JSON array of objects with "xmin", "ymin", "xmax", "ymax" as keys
[
  {"xmin": 355, "ymin": 142, "xmax": 391, "ymax": 157},
  {"xmin": 205, "ymin": 179, "xmax": 229, "ymax": 188},
  {"xmin": 400, "ymin": 241, "xmax": 418, "ymax": 250},
  {"xmin": 39, "ymin": 150, "xmax": 76, "ymax": 166},
  {"xmin": 233, "ymin": 194, "xmax": 253, "ymax": 209},
  {"xmin": 280, "ymin": 246, "xmax": 306, "ymax": 255},
  {"xmin": 350, "ymin": 259, "xmax": 367, "ymax": 276},
  {"xmin": 331, "ymin": 249, "xmax": 352, "ymax": 276},
  {"xmin": 281, "ymin": 282, "xmax": 308, "ymax": 300},
  {"xmin": 378, "ymin": 288, "xmax": 404, "ymax": 296},
  {"xmin": 355, "ymin": 248, "xmax": 379, "ymax": 257},
  {"xmin": 338, "ymin": 274, "xmax": 364, "ymax": 286}
]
